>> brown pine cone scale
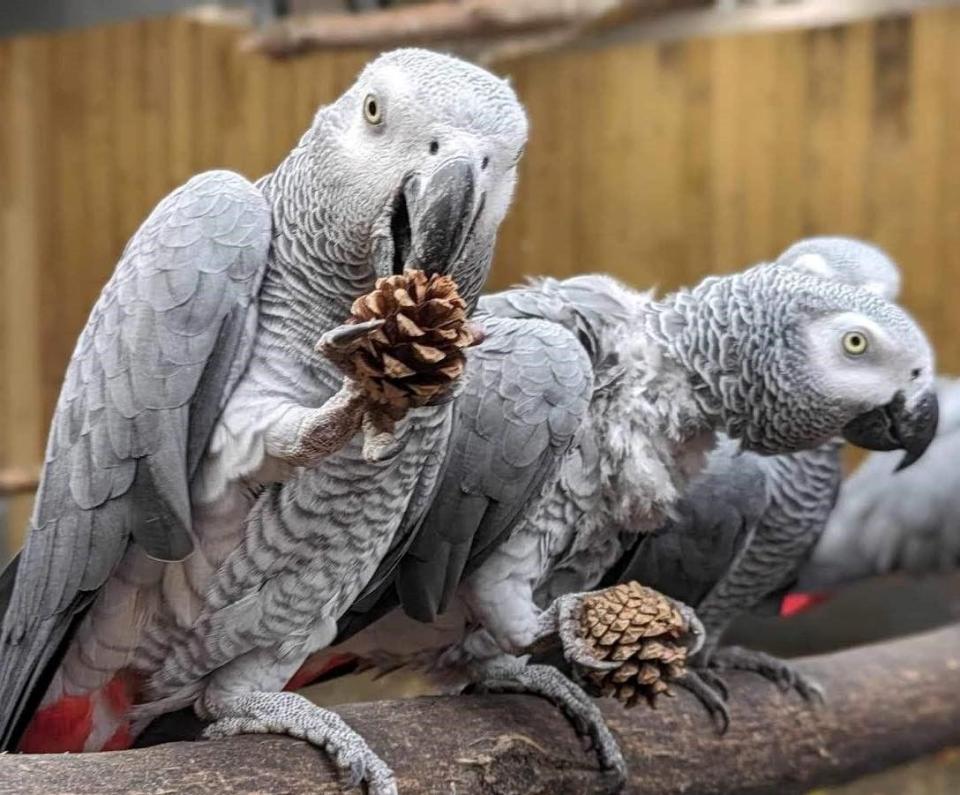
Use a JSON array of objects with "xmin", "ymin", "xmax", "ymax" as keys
[
  {"xmin": 348, "ymin": 271, "xmax": 483, "ymax": 427},
  {"xmin": 577, "ymin": 582, "xmax": 691, "ymax": 709}
]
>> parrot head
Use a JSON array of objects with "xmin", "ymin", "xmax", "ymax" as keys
[
  {"xmin": 774, "ymin": 235, "xmax": 902, "ymax": 302},
  {"xmin": 303, "ymin": 48, "xmax": 528, "ymax": 309},
  {"xmin": 695, "ymin": 265, "xmax": 939, "ymax": 469}
]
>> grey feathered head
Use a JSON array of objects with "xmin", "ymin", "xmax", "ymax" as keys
[
  {"xmin": 657, "ymin": 264, "xmax": 938, "ymax": 468},
  {"xmin": 280, "ymin": 48, "xmax": 528, "ymax": 309},
  {"xmin": 775, "ymin": 236, "xmax": 901, "ymax": 301}
]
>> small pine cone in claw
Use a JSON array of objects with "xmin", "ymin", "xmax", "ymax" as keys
[
  {"xmin": 577, "ymin": 582, "xmax": 690, "ymax": 708},
  {"xmin": 348, "ymin": 270, "xmax": 483, "ymax": 428}
]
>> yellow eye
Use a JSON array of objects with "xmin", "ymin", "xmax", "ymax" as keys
[
  {"xmin": 842, "ymin": 331, "xmax": 868, "ymax": 355},
  {"xmin": 363, "ymin": 94, "xmax": 382, "ymax": 125}
]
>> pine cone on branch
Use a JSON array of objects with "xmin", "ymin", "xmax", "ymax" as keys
[
  {"xmin": 577, "ymin": 582, "xmax": 689, "ymax": 708},
  {"xmin": 347, "ymin": 271, "xmax": 483, "ymax": 430}
]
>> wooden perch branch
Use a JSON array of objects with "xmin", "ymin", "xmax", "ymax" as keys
[
  {"xmin": 244, "ymin": 0, "xmax": 707, "ymax": 58},
  {"xmin": 4, "ymin": 622, "xmax": 960, "ymax": 794},
  {"xmin": 0, "ymin": 466, "xmax": 39, "ymax": 498}
]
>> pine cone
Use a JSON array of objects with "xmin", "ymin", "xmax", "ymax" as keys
[
  {"xmin": 348, "ymin": 271, "xmax": 483, "ymax": 428},
  {"xmin": 577, "ymin": 582, "xmax": 689, "ymax": 708}
]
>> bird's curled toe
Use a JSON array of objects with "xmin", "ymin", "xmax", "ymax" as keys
[
  {"xmin": 674, "ymin": 669, "xmax": 731, "ymax": 734},
  {"xmin": 471, "ymin": 658, "xmax": 627, "ymax": 790},
  {"xmin": 201, "ymin": 693, "xmax": 397, "ymax": 795},
  {"xmin": 709, "ymin": 646, "xmax": 826, "ymax": 705}
]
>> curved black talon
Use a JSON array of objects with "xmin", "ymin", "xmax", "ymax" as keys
[
  {"xmin": 675, "ymin": 669, "xmax": 731, "ymax": 735},
  {"xmin": 708, "ymin": 646, "xmax": 825, "ymax": 704}
]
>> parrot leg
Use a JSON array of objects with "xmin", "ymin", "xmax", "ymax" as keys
[
  {"xmin": 706, "ymin": 646, "xmax": 825, "ymax": 703},
  {"xmin": 200, "ymin": 690, "xmax": 397, "ymax": 795},
  {"xmin": 265, "ymin": 318, "xmax": 405, "ymax": 466},
  {"xmin": 469, "ymin": 654, "xmax": 627, "ymax": 792}
]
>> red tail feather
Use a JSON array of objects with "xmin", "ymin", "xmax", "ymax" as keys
[
  {"xmin": 780, "ymin": 591, "xmax": 830, "ymax": 617},
  {"xmin": 18, "ymin": 670, "xmax": 141, "ymax": 754}
]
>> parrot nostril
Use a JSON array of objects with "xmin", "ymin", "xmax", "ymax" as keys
[
  {"xmin": 429, "ymin": 140, "xmax": 439, "ymax": 155},
  {"xmin": 481, "ymin": 156, "xmax": 489, "ymax": 171}
]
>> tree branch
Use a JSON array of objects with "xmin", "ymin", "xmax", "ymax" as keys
[
  {"xmin": 242, "ymin": 0, "xmax": 708, "ymax": 58},
  {"xmin": 5, "ymin": 622, "xmax": 960, "ymax": 794}
]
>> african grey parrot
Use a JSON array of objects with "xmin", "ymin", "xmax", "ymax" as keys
[
  {"xmin": 309, "ymin": 256, "xmax": 939, "ymax": 785},
  {"xmin": 0, "ymin": 48, "xmax": 527, "ymax": 794},
  {"xmin": 604, "ymin": 237, "xmax": 913, "ymax": 729},
  {"xmin": 795, "ymin": 376, "xmax": 960, "ymax": 590}
]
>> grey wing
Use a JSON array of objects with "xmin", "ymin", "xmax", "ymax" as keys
[
  {"xmin": 603, "ymin": 441, "xmax": 771, "ymax": 607},
  {"xmin": 0, "ymin": 170, "xmax": 271, "ymax": 748},
  {"xmin": 381, "ymin": 315, "xmax": 594, "ymax": 625},
  {"xmin": 799, "ymin": 421, "xmax": 960, "ymax": 589}
]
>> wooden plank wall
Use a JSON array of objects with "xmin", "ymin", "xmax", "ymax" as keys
[{"xmin": 2, "ymin": 8, "xmax": 960, "ymax": 548}]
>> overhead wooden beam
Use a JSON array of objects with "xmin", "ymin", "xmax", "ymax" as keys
[{"xmin": 240, "ymin": 0, "xmax": 708, "ymax": 58}]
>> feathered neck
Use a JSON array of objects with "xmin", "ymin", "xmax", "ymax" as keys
[{"xmin": 256, "ymin": 115, "xmax": 378, "ymax": 369}]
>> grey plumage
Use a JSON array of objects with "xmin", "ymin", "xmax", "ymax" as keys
[
  {"xmin": 798, "ymin": 377, "xmax": 960, "ymax": 589},
  {"xmin": 0, "ymin": 49, "xmax": 527, "ymax": 793},
  {"xmin": 0, "ymin": 172, "xmax": 271, "ymax": 748},
  {"xmin": 327, "ymin": 258, "xmax": 936, "ymax": 776},
  {"xmin": 600, "ymin": 237, "xmax": 911, "ymax": 724}
]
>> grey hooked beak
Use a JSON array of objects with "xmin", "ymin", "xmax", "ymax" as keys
[
  {"xmin": 842, "ymin": 389, "xmax": 939, "ymax": 470},
  {"xmin": 401, "ymin": 157, "xmax": 480, "ymax": 276}
]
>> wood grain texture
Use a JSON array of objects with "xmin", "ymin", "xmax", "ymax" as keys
[
  {"xmin": 3, "ymin": 9, "xmax": 960, "ymax": 549},
  {"xmin": 2, "ymin": 622, "xmax": 960, "ymax": 794}
]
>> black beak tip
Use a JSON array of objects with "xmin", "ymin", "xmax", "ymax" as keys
[{"xmin": 894, "ymin": 390, "xmax": 939, "ymax": 471}]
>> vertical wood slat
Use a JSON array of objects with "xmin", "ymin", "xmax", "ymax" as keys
[
  {"xmin": 1, "ymin": 37, "xmax": 49, "ymax": 548},
  {"xmin": 4, "ymin": 8, "xmax": 960, "ymax": 551}
]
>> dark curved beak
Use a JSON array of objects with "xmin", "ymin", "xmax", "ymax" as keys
[
  {"xmin": 401, "ymin": 157, "xmax": 480, "ymax": 275},
  {"xmin": 842, "ymin": 389, "xmax": 939, "ymax": 471}
]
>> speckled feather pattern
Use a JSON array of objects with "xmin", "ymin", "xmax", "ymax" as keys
[
  {"xmin": 798, "ymin": 377, "xmax": 960, "ymax": 588},
  {"xmin": 330, "ymin": 267, "xmax": 933, "ymax": 684},
  {"xmin": 0, "ymin": 48, "xmax": 528, "ymax": 752},
  {"xmin": 686, "ymin": 442, "xmax": 841, "ymax": 645}
]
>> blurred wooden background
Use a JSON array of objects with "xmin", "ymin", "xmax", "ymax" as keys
[{"xmin": 3, "ymin": 6, "xmax": 960, "ymax": 548}]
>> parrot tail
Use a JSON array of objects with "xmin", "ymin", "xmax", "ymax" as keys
[
  {"xmin": 17, "ymin": 669, "xmax": 142, "ymax": 753},
  {"xmin": 780, "ymin": 591, "xmax": 831, "ymax": 617}
]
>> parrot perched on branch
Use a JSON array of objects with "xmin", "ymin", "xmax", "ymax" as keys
[
  {"xmin": 314, "ymin": 255, "xmax": 939, "ymax": 786},
  {"xmin": 606, "ymin": 237, "xmax": 916, "ymax": 729},
  {"xmin": 0, "ymin": 48, "xmax": 527, "ymax": 794}
]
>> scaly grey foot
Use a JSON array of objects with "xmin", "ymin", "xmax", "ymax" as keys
[
  {"xmin": 534, "ymin": 589, "xmax": 706, "ymax": 671},
  {"xmin": 708, "ymin": 645, "xmax": 825, "ymax": 703},
  {"xmin": 470, "ymin": 656, "xmax": 627, "ymax": 793},
  {"xmin": 201, "ymin": 691, "xmax": 397, "ymax": 795}
]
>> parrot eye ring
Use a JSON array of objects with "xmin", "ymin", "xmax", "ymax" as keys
[
  {"xmin": 363, "ymin": 94, "xmax": 382, "ymax": 125},
  {"xmin": 842, "ymin": 331, "xmax": 868, "ymax": 355}
]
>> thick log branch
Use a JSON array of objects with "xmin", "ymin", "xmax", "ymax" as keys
[
  {"xmin": 4, "ymin": 622, "xmax": 960, "ymax": 794},
  {"xmin": 243, "ymin": 0, "xmax": 707, "ymax": 58}
]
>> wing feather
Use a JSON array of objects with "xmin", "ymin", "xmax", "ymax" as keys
[{"xmin": 0, "ymin": 170, "xmax": 271, "ymax": 749}]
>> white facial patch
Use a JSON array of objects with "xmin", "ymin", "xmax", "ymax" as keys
[{"xmin": 804, "ymin": 313, "xmax": 901, "ymax": 410}]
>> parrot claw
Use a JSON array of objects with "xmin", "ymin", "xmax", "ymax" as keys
[
  {"xmin": 201, "ymin": 692, "xmax": 397, "ymax": 795},
  {"xmin": 674, "ymin": 669, "xmax": 731, "ymax": 734},
  {"xmin": 707, "ymin": 646, "xmax": 826, "ymax": 705},
  {"xmin": 666, "ymin": 597, "xmax": 706, "ymax": 655},
  {"xmin": 318, "ymin": 318, "xmax": 386, "ymax": 352},
  {"xmin": 361, "ymin": 414, "xmax": 405, "ymax": 462},
  {"xmin": 551, "ymin": 591, "xmax": 620, "ymax": 671},
  {"xmin": 317, "ymin": 319, "xmax": 386, "ymax": 377},
  {"xmin": 470, "ymin": 656, "xmax": 627, "ymax": 791}
]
